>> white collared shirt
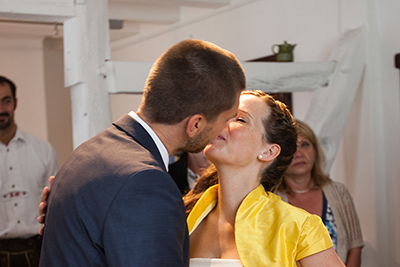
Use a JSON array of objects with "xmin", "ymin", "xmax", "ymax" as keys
[
  {"xmin": 0, "ymin": 128, "xmax": 58, "ymax": 238},
  {"xmin": 128, "ymin": 111, "xmax": 169, "ymax": 171}
]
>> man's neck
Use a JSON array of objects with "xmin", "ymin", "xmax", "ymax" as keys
[
  {"xmin": 136, "ymin": 110, "xmax": 187, "ymax": 157},
  {"xmin": 0, "ymin": 124, "xmax": 17, "ymax": 146}
]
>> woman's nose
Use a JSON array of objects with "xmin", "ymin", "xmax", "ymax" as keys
[{"xmin": 293, "ymin": 148, "xmax": 303, "ymax": 158}]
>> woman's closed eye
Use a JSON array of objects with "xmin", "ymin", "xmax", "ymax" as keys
[{"xmin": 236, "ymin": 117, "xmax": 246, "ymax": 123}]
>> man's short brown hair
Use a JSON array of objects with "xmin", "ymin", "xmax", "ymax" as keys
[{"xmin": 141, "ymin": 39, "xmax": 245, "ymax": 124}]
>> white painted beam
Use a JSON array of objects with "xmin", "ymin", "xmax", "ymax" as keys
[
  {"xmin": 0, "ymin": 21, "xmax": 62, "ymax": 38},
  {"xmin": 108, "ymin": 2, "xmax": 180, "ymax": 23},
  {"xmin": 0, "ymin": 0, "xmax": 75, "ymax": 22},
  {"xmin": 180, "ymin": 0, "xmax": 231, "ymax": 8},
  {"xmin": 242, "ymin": 61, "xmax": 335, "ymax": 93},
  {"xmin": 105, "ymin": 61, "xmax": 335, "ymax": 94},
  {"xmin": 64, "ymin": 0, "xmax": 112, "ymax": 148},
  {"xmin": 109, "ymin": 0, "xmax": 230, "ymax": 9}
]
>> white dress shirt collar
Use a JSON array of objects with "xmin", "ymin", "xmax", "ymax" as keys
[{"xmin": 128, "ymin": 111, "xmax": 169, "ymax": 171}]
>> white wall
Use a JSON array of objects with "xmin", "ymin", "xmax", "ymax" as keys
[
  {"xmin": 110, "ymin": 0, "xmax": 400, "ymax": 266},
  {"xmin": 366, "ymin": 0, "xmax": 400, "ymax": 264}
]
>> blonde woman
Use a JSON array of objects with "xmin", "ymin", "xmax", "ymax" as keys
[{"xmin": 274, "ymin": 120, "xmax": 363, "ymax": 267}]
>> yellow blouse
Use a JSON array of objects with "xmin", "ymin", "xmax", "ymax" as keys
[{"xmin": 187, "ymin": 184, "xmax": 333, "ymax": 267}]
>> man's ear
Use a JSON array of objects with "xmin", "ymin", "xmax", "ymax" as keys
[
  {"xmin": 258, "ymin": 144, "xmax": 281, "ymax": 162},
  {"xmin": 186, "ymin": 114, "xmax": 207, "ymax": 138}
]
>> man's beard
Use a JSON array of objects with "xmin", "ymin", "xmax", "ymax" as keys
[
  {"xmin": 0, "ymin": 113, "xmax": 13, "ymax": 130},
  {"xmin": 182, "ymin": 125, "xmax": 213, "ymax": 153}
]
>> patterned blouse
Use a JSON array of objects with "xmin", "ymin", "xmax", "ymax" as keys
[{"xmin": 322, "ymin": 192, "xmax": 338, "ymax": 251}]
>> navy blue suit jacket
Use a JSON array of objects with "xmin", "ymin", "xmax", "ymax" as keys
[{"xmin": 40, "ymin": 114, "xmax": 189, "ymax": 266}]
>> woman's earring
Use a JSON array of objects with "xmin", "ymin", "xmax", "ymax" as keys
[{"xmin": 258, "ymin": 155, "xmax": 263, "ymax": 160}]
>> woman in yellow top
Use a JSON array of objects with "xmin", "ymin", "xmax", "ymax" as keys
[{"xmin": 184, "ymin": 90, "xmax": 345, "ymax": 267}]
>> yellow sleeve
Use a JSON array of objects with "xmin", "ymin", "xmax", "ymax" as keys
[{"xmin": 295, "ymin": 214, "xmax": 334, "ymax": 261}]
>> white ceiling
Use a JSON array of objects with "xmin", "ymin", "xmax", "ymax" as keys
[{"xmin": 0, "ymin": 0, "xmax": 232, "ymax": 42}]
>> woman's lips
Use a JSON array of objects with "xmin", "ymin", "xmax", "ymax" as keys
[{"xmin": 291, "ymin": 161, "xmax": 307, "ymax": 167}]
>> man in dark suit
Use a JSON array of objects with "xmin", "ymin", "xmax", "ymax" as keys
[{"xmin": 39, "ymin": 39, "xmax": 245, "ymax": 266}]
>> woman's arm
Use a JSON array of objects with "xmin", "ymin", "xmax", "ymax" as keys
[
  {"xmin": 345, "ymin": 247, "xmax": 362, "ymax": 267},
  {"xmin": 298, "ymin": 247, "xmax": 345, "ymax": 267}
]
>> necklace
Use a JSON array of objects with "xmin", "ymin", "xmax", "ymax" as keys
[
  {"xmin": 291, "ymin": 181, "xmax": 313, "ymax": 194},
  {"xmin": 292, "ymin": 188, "xmax": 311, "ymax": 194}
]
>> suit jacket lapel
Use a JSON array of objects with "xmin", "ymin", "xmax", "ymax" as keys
[{"xmin": 113, "ymin": 114, "xmax": 166, "ymax": 172}]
